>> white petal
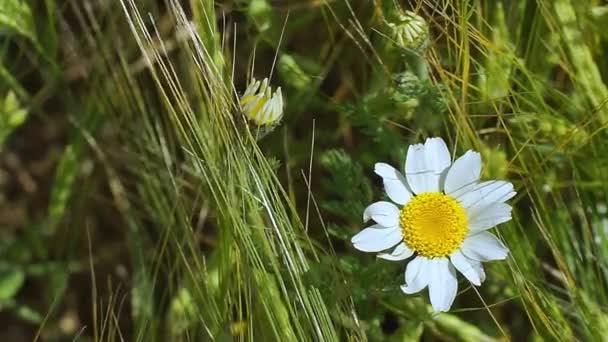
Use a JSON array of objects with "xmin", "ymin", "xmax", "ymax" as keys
[
  {"xmin": 377, "ymin": 242, "xmax": 414, "ymax": 261},
  {"xmin": 404, "ymin": 143, "xmax": 428, "ymax": 194},
  {"xmin": 400, "ymin": 256, "xmax": 431, "ymax": 294},
  {"xmin": 461, "ymin": 232, "xmax": 509, "ymax": 262},
  {"xmin": 428, "ymin": 258, "xmax": 458, "ymax": 312},
  {"xmin": 467, "ymin": 202, "xmax": 512, "ymax": 233},
  {"xmin": 444, "ymin": 151, "xmax": 481, "ymax": 198},
  {"xmin": 450, "ymin": 250, "xmax": 481, "ymax": 286},
  {"xmin": 471, "ymin": 259, "xmax": 486, "ymax": 283},
  {"xmin": 405, "ymin": 138, "xmax": 451, "ymax": 194},
  {"xmin": 351, "ymin": 226, "xmax": 402, "ymax": 252},
  {"xmin": 352, "ymin": 224, "xmax": 390, "ymax": 243},
  {"xmin": 363, "ymin": 201, "xmax": 400, "ymax": 227},
  {"xmin": 374, "ymin": 163, "xmax": 413, "ymax": 205},
  {"xmin": 458, "ymin": 180, "xmax": 516, "ymax": 208},
  {"xmin": 424, "ymin": 137, "xmax": 451, "ymax": 179}
]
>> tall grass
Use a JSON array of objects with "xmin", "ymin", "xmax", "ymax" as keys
[{"xmin": 82, "ymin": 0, "xmax": 360, "ymax": 340}]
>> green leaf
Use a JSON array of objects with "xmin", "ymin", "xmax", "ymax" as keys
[
  {"xmin": 0, "ymin": 63, "xmax": 28, "ymax": 99},
  {"xmin": 47, "ymin": 145, "xmax": 78, "ymax": 232},
  {"xmin": 248, "ymin": 0, "xmax": 273, "ymax": 33},
  {"xmin": 430, "ymin": 313, "xmax": 498, "ymax": 342},
  {"xmin": 40, "ymin": 0, "xmax": 59, "ymax": 59},
  {"xmin": 388, "ymin": 320, "xmax": 424, "ymax": 342},
  {"xmin": 14, "ymin": 304, "xmax": 43, "ymax": 324},
  {"xmin": 0, "ymin": 90, "xmax": 28, "ymax": 146},
  {"xmin": 0, "ymin": 265, "xmax": 25, "ymax": 300},
  {"xmin": 168, "ymin": 287, "xmax": 197, "ymax": 336},
  {"xmin": 278, "ymin": 54, "xmax": 314, "ymax": 91},
  {"xmin": 554, "ymin": 0, "xmax": 608, "ymax": 124},
  {"xmin": 319, "ymin": 149, "xmax": 373, "ymax": 222},
  {"xmin": 0, "ymin": 0, "xmax": 37, "ymax": 43}
]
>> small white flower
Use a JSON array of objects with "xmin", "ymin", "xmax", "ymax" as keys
[
  {"xmin": 240, "ymin": 78, "xmax": 284, "ymax": 126},
  {"xmin": 352, "ymin": 137, "xmax": 515, "ymax": 312}
]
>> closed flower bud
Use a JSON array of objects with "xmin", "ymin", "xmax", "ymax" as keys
[
  {"xmin": 387, "ymin": 11, "xmax": 430, "ymax": 52},
  {"xmin": 240, "ymin": 78, "xmax": 284, "ymax": 126}
]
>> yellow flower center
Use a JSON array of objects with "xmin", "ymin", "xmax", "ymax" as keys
[{"xmin": 400, "ymin": 192, "xmax": 468, "ymax": 258}]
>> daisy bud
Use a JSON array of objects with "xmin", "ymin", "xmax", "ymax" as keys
[
  {"xmin": 387, "ymin": 11, "xmax": 430, "ymax": 53},
  {"xmin": 240, "ymin": 78, "xmax": 284, "ymax": 126}
]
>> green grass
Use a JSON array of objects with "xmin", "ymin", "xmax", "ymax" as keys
[{"xmin": 1, "ymin": 0, "xmax": 608, "ymax": 340}]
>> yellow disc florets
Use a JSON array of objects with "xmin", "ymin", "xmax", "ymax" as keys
[{"xmin": 400, "ymin": 192, "xmax": 468, "ymax": 258}]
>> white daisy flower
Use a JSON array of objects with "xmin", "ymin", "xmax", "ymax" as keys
[
  {"xmin": 240, "ymin": 78, "xmax": 284, "ymax": 126},
  {"xmin": 351, "ymin": 137, "xmax": 515, "ymax": 312}
]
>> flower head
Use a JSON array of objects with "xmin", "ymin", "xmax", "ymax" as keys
[
  {"xmin": 387, "ymin": 11, "xmax": 430, "ymax": 52},
  {"xmin": 240, "ymin": 78, "xmax": 284, "ymax": 126},
  {"xmin": 352, "ymin": 137, "xmax": 515, "ymax": 312}
]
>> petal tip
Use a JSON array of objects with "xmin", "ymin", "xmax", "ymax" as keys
[
  {"xmin": 352, "ymin": 243, "xmax": 369, "ymax": 253},
  {"xmin": 373, "ymin": 162, "xmax": 382, "ymax": 171},
  {"xmin": 373, "ymin": 162, "xmax": 390, "ymax": 177},
  {"xmin": 408, "ymin": 143, "xmax": 424, "ymax": 152},
  {"xmin": 376, "ymin": 253, "xmax": 389, "ymax": 260},
  {"xmin": 498, "ymin": 248, "xmax": 510, "ymax": 259},
  {"xmin": 425, "ymin": 137, "xmax": 445, "ymax": 145}
]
